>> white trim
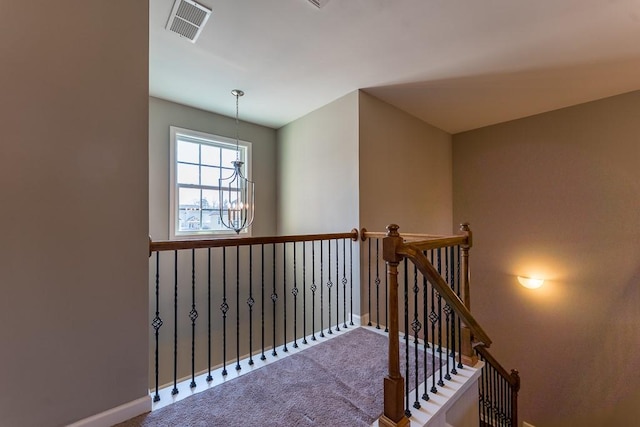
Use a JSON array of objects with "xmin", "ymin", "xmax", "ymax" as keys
[{"xmin": 66, "ymin": 396, "xmax": 151, "ymax": 427}]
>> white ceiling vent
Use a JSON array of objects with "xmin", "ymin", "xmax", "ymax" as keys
[
  {"xmin": 308, "ymin": 0, "xmax": 330, "ymax": 8},
  {"xmin": 166, "ymin": 0, "xmax": 212, "ymax": 43}
]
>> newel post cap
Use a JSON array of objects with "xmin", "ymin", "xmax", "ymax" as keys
[{"xmin": 386, "ymin": 224, "xmax": 400, "ymax": 237}]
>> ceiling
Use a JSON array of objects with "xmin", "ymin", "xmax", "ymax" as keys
[{"xmin": 150, "ymin": 0, "xmax": 640, "ymax": 133}]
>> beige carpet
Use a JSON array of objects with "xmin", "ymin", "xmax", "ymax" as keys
[{"xmin": 117, "ymin": 327, "xmax": 434, "ymax": 427}]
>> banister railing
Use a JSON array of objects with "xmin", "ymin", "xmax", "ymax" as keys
[
  {"xmin": 148, "ymin": 229, "xmax": 359, "ymax": 404},
  {"xmin": 475, "ymin": 346, "xmax": 520, "ymax": 427},
  {"xmin": 376, "ymin": 223, "xmax": 519, "ymax": 427}
]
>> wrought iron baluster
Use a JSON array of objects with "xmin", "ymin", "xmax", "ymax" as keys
[
  {"xmin": 235, "ymin": 246, "xmax": 241, "ymax": 371},
  {"xmin": 283, "ymin": 243, "xmax": 288, "ymax": 352},
  {"xmin": 302, "ymin": 242, "xmax": 308, "ymax": 344},
  {"xmin": 421, "ymin": 272, "xmax": 429, "ymax": 402},
  {"xmin": 367, "ymin": 238, "xmax": 372, "ymax": 326},
  {"xmin": 456, "ymin": 245, "xmax": 463, "ymax": 369},
  {"xmin": 429, "ymin": 250, "xmax": 438, "ymax": 394},
  {"xmin": 272, "ymin": 243, "xmax": 278, "ymax": 356},
  {"xmin": 311, "ymin": 241, "xmax": 317, "ymax": 341},
  {"xmin": 260, "ymin": 244, "xmax": 266, "ymax": 361},
  {"xmin": 152, "ymin": 252, "xmax": 162, "ymax": 402},
  {"xmin": 292, "ymin": 242, "xmax": 299, "ymax": 348},
  {"xmin": 172, "ymin": 250, "xmax": 178, "ymax": 395},
  {"xmin": 190, "ymin": 249, "xmax": 198, "ymax": 388},
  {"xmin": 335, "ymin": 238, "xmax": 340, "ymax": 332},
  {"xmin": 349, "ymin": 239, "xmax": 354, "ymax": 326},
  {"xmin": 320, "ymin": 240, "xmax": 324, "ymax": 338},
  {"xmin": 404, "ymin": 258, "xmax": 411, "ymax": 418},
  {"xmin": 247, "ymin": 245, "xmax": 254, "ymax": 365},
  {"xmin": 206, "ymin": 249, "xmax": 213, "ymax": 382},
  {"xmin": 327, "ymin": 239, "xmax": 333, "ymax": 335},
  {"xmin": 412, "ymin": 264, "xmax": 421, "ymax": 409},
  {"xmin": 221, "ymin": 247, "xmax": 228, "ymax": 376},
  {"xmin": 436, "ymin": 248, "xmax": 444, "ymax": 387},
  {"xmin": 342, "ymin": 238, "xmax": 347, "ymax": 329},
  {"xmin": 375, "ymin": 238, "xmax": 381, "ymax": 329},
  {"xmin": 444, "ymin": 247, "xmax": 451, "ymax": 382},
  {"xmin": 450, "ymin": 246, "xmax": 458, "ymax": 375}
]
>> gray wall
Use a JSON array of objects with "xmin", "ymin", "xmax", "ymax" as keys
[
  {"xmin": 0, "ymin": 2, "xmax": 149, "ymax": 426},
  {"xmin": 359, "ymin": 91, "xmax": 453, "ymax": 234},
  {"xmin": 277, "ymin": 91, "xmax": 360, "ymax": 235},
  {"xmin": 453, "ymin": 91, "xmax": 640, "ymax": 427},
  {"xmin": 149, "ymin": 96, "xmax": 277, "ymax": 240}
]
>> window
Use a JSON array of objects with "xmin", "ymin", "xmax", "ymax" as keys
[{"xmin": 169, "ymin": 126, "xmax": 252, "ymax": 239}]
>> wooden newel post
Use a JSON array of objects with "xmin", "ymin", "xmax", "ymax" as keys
[
  {"xmin": 379, "ymin": 224, "xmax": 410, "ymax": 427},
  {"xmin": 459, "ymin": 223, "xmax": 478, "ymax": 366}
]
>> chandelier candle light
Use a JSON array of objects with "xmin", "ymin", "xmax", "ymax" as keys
[{"xmin": 218, "ymin": 89, "xmax": 255, "ymax": 234}]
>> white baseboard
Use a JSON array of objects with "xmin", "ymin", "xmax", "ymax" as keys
[{"xmin": 66, "ymin": 395, "xmax": 151, "ymax": 427}]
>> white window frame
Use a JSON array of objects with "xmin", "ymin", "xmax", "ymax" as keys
[{"xmin": 169, "ymin": 126, "xmax": 253, "ymax": 239}]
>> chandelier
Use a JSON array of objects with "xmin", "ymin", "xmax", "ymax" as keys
[{"xmin": 218, "ymin": 89, "xmax": 255, "ymax": 234}]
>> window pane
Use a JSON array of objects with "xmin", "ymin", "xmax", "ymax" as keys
[
  {"xmin": 178, "ymin": 187, "xmax": 201, "ymax": 231},
  {"xmin": 177, "ymin": 163, "xmax": 199, "ymax": 185},
  {"xmin": 201, "ymin": 144, "xmax": 220, "ymax": 166},
  {"xmin": 177, "ymin": 140, "xmax": 199, "ymax": 164},
  {"xmin": 221, "ymin": 148, "xmax": 238, "ymax": 169},
  {"xmin": 201, "ymin": 166, "xmax": 219, "ymax": 187},
  {"xmin": 202, "ymin": 189, "xmax": 219, "ymax": 209}
]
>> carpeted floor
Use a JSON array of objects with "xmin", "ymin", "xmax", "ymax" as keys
[{"xmin": 117, "ymin": 327, "xmax": 436, "ymax": 427}]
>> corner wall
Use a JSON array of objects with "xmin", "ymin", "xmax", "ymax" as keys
[
  {"xmin": 0, "ymin": 3, "xmax": 149, "ymax": 426},
  {"xmin": 358, "ymin": 91, "xmax": 453, "ymax": 234},
  {"xmin": 453, "ymin": 91, "xmax": 640, "ymax": 427},
  {"xmin": 277, "ymin": 91, "xmax": 360, "ymax": 235}
]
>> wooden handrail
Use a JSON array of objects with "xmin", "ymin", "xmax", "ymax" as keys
[
  {"xmin": 397, "ymin": 244, "xmax": 492, "ymax": 347},
  {"xmin": 475, "ymin": 346, "xmax": 520, "ymax": 390},
  {"xmin": 361, "ymin": 228, "xmax": 448, "ymax": 241},
  {"xmin": 149, "ymin": 229, "xmax": 359, "ymax": 254}
]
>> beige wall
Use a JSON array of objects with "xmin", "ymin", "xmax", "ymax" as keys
[
  {"xmin": 0, "ymin": 2, "xmax": 149, "ymax": 427},
  {"xmin": 277, "ymin": 91, "xmax": 360, "ymax": 235},
  {"xmin": 149, "ymin": 96, "xmax": 277, "ymax": 239},
  {"xmin": 359, "ymin": 91, "xmax": 453, "ymax": 234},
  {"xmin": 453, "ymin": 91, "xmax": 640, "ymax": 427}
]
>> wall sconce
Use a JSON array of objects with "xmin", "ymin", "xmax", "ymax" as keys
[{"xmin": 517, "ymin": 276, "xmax": 544, "ymax": 289}]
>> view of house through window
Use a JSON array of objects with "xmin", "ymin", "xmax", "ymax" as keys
[{"xmin": 170, "ymin": 126, "xmax": 251, "ymax": 238}]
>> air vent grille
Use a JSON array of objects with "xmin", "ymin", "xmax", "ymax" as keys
[{"xmin": 166, "ymin": 0, "xmax": 212, "ymax": 43}]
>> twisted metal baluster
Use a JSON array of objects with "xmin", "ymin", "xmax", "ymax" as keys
[
  {"xmin": 235, "ymin": 246, "xmax": 241, "ymax": 371},
  {"xmin": 367, "ymin": 238, "xmax": 372, "ymax": 326},
  {"xmin": 375, "ymin": 238, "xmax": 381, "ymax": 329},
  {"xmin": 342, "ymin": 238, "xmax": 347, "ymax": 329},
  {"xmin": 292, "ymin": 242, "xmax": 299, "ymax": 348},
  {"xmin": 335, "ymin": 239, "xmax": 340, "ymax": 332},
  {"xmin": 311, "ymin": 241, "xmax": 317, "ymax": 341},
  {"xmin": 349, "ymin": 239, "xmax": 354, "ymax": 326},
  {"xmin": 283, "ymin": 243, "xmax": 288, "ymax": 352},
  {"xmin": 260, "ymin": 244, "xmax": 266, "ymax": 361},
  {"xmin": 271, "ymin": 243, "xmax": 278, "ymax": 356},
  {"xmin": 320, "ymin": 240, "xmax": 324, "ymax": 338},
  {"xmin": 421, "ymin": 271, "xmax": 429, "ymax": 402},
  {"xmin": 327, "ymin": 240, "xmax": 333, "ymax": 335},
  {"xmin": 206, "ymin": 249, "xmax": 213, "ymax": 382},
  {"xmin": 247, "ymin": 245, "xmax": 254, "ymax": 366},
  {"xmin": 302, "ymin": 242, "xmax": 308, "ymax": 344},
  {"xmin": 444, "ymin": 247, "xmax": 451, "ymax": 382},
  {"xmin": 221, "ymin": 248, "xmax": 228, "ymax": 376},
  {"xmin": 152, "ymin": 252, "xmax": 163, "ymax": 402},
  {"xmin": 404, "ymin": 258, "xmax": 411, "ymax": 418},
  {"xmin": 412, "ymin": 264, "xmax": 422, "ymax": 409},
  {"xmin": 172, "ymin": 250, "xmax": 179, "ymax": 395},
  {"xmin": 190, "ymin": 249, "xmax": 198, "ymax": 387}
]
